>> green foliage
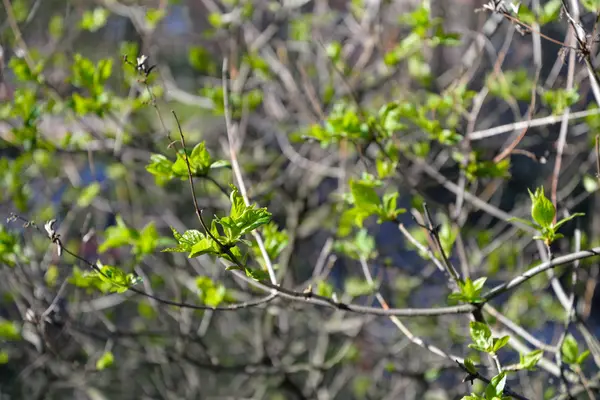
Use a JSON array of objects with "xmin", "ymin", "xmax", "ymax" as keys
[
  {"xmin": 0, "ymin": 224, "xmax": 24, "ymax": 267},
  {"xmin": 69, "ymin": 262, "xmax": 142, "ymax": 294},
  {"xmin": 145, "ymin": 8, "xmax": 166, "ymax": 29},
  {"xmin": 316, "ymin": 280, "xmax": 334, "ymax": 297},
  {"xmin": 485, "ymin": 372, "xmax": 510, "ymax": 400},
  {"xmin": 10, "ymin": 0, "xmax": 29, "ymax": 22},
  {"xmin": 45, "ymin": 265, "xmax": 59, "ymax": 287},
  {"xmin": 538, "ymin": 0, "xmax": 562, "ymax": 25},
  {"xmin": 80, "ymin": 7, "xmax": 109, "ymax": 32},
  {"xmin": 96, "ymin": 351, "xmax": 114, "ymax": 370},
  {"xmin": 163, "ymin": 186, "xmax": 271, "ymax": 274},
  {"xmin": 510, "ymin": 186, "xmax": 584, "ymax": 245},
  {"xmin": 76, "ymin": 182, "xmax": 101, "ymax": 207},
  {"xmin": 195, "ymin": 276, "xmax": 230, "ymax": 307},
  {"xmin": 244, "ymin": 53, "xmax": 272, "ymax": 79},
  {"xmin": 561, "ymin": 334, "xmax": 590, "ymax": 365},
  {"xmin": 251, "ymin": 222, "xmax": 289, "ymax": 269},
  {"xmin": 99, "ymin": 216, "xmax": 161, "ymax": 258},
  {"xmin": 582, "ymin": 0, "xmax": 600, "ymax": 12},
  {"xmin": 583, "ymin": 174, "xmax": 599, "ymax": 192},
  {"xmin": 344, "ymin": 276, "xmax": 378, "ymax": 297},
  {"xmin": 334, "ymin": 229, "xmax": 376, "ymax": 260},
  {"xmin": 188, "ymin": 46, "xmax": 217, "ymax": 75},
  {"xmin": 452, "ymin": 152, "xmax": 510, "ymax": 181},
  {"xmin": 200, "ymin": 85, "xmax": 263, "ymax": 117},
  {"xmin": 306, "ymin": 102, "xmax": 372, "ymax": 146},
  {"xmin": 487, "ymin": 69, "xmax": 533, "ymax": 102},
  {"xmin": 352, "ymin": 375, "xmax": 372, "ymax": 398},
  {"xmin": 461, "ymin": 371, "xmax": 511, "ymax": 400},
  {"xmin": 68, "ymin": 55, "xmax": 114, "ymax": 116},
  {"xmin": 448, "ymin": 277, "xmax": 487, "ymax": 303},
  {"xmin": 0, "ymin": 320, "xmax": 20, "ymax": 340},
  {"xmin": 468, "ymin": 321, "xmax": 510, "ymax": 355},
  {"xmin": 541, "ymin": 88, "xmax": 580, "ymax": 114},
  {"xmin": 338, "ymin": 176, "xmax": 406, "ymax": 236},
  {"xmin": 464, "ymin": 358, "xmax": 478, "ymax": 374},
  {"xmin": 517, "ymin": 349, "xmax": 544, "ymax": 370},
  {"xmin": 385, "ymin": 5, "xmax": 460, "ymax": 66},
  {"xmin": 137, "ymin": 301, "xmax": 158, "ymax": 320},
  {"xmin": 49, "ymin": 15, "xmax": 64, "ymax": 40}
]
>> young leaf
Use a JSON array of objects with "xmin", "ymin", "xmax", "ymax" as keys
[
  {"xmin": 561, "ymin": 334, "xmax": 579, "ymax": 364},
  {"xmin": 553, "ymin": 213, "xmax": 585, "ymax": 232},
  {"xmin": 519, "ymin": 349, "xmax": 543, "ymax": 370},
  {"xmin": 317, "ymin": 280, "xmax": 334, "ymax": 297},
  {"xmin": 492, "ymin": 335, "xmax": 510, "ymax": 353},
  {"xmin": 469, "ymin": 321, "xmax": 492, "ymax": 352},
  {"xmin": 189, "ymin": 237, "xmax": 215, "ymax": 258},
  {"xmin": 528, "ymin": 187, "xmax": 555, "ymax": 228},
  {"xmin": 350, "ymin": 180, "xmax": 380, "ymax": 211},
  {"xmin": 576, "ymin": 350, "xmax": 590, "ymax": 365},
  {"xmin": 463, "ymin": 358, "xmax": 477, "ymax": 374},
  {"xmin": 484, "ymin": 372, "xmax": 507, "ymax": 399},
  {"xmin": 0, "ymin": 320, "xmax": 20, "ymax": 340},
  {"xmin": 96, "ymin": 351, "xmax": 114, "ymax": 370}
]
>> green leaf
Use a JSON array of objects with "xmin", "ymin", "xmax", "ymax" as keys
[
  {"xmin": 210, "ymin": 160, "xmax": 231, "ymax": 169},
  {"xmin": 254, "ymin": 221, "xmax": 289, "ymax": 262},
  {"xmin": 492, "ymin": 335, "xmax": 510, "ymax": 353},
  {"xmin": 135, "ymin": 222, "xmax": 158, "ymax": 256},
  {"xmin": 507, "ymin": 216, "xmax": 541, "ymax": 230},
  {"xmin": 80, "ymin": 8, "xmax": 109, "ymax": 32},
  {"xmin": 583, "ymin": 174, "xmax": 599, "ymax": 192},
  {"xmin": 138, "ymin": 301, "xmax": 158, "ymax": 320},
  {"xmin": 189, "ymin": 237, "xmax": 215, "ymax": 258},
  {"xmin": 469, "ymin": 321, "xmax": 492, "ymax": 352},
  {"xmin": 561, "ymin": 334, "xmax": 579, "ymax": 364},
  {"xmin": 77, "ymin": 182, "xmax": 101, "ymax": 207},
  {"xmin": 316, "ymin": 280, "xmax": 334, "ymax": 297},
  {"xmin": 539, "ymin": 0, "xmax": 562, "ymax": 24},
  {"xmin": 222, "ymin": 187, "xmax": 272, "ymax": 239},
  {"xmin": 452, "ymin": 277, "xmax": 487, "ymax": 303},
  {"xmin": 244, "ymin": 267, "xmax": 269, "ymax": 281},
  {"xmin": 528, "ymin": 187, "xmax": 555, "ymax": 228},
  {"xmin": 553, "ymin": 213, "xmax": 585, "ymax": 232},
  {"xmin": 49, "ymin": 15, "xmax": 64, "ymax": 39},
  {"xmin": 189, "ymin": 142, "xmax": 212, "ymax": 175},
  {"xmin": 472, "ymin": 277, "xmax": 487, "ymax": 292},
  {"xmin": 0, "ymin": 351, "xmax": 8, "ymax": 365},
  {"xmin": 344, "ymin": 277, "xmax": 377, "ymax": 297},
  {"xmin": 146, "ymin": 154, "xmax": 174, "ymax": 180},
  {"xmin": 188, "ymin": 46, "xmax": 217, "ymax": 74},
  {"xmin": 350, "ymin": 180, "xmax": 380, "ymax": 211},
  {"xmin": 334, "ymin": 229, "xmax": 377, "ymax": 260},
  {"xmin": 96, "ymin": 262, "xmax": 141, "ymax": 293},
  {"xmin": 463, "ymin": 358, "xmax": 477, "ymax": 374},
  {"xmin": 582, "ymin": 0, "xmax": 600, "ymax": 12},
  {"xmin": 99, "ymin": 215, "xmax": 137, "ymax": 253},
  {"xmin": 145, "ymin": 8, "xmax": 166, "ymax": 29},
  {"xmin": 438, "ymin": 220, "xmax": 458, "ymax": 256},
  {"xmin": 0, "ymin": 320, "xmax": 20, "ymax": 340},
  {"xmin": 485, "ymin": 372, "xmax": 507, "ymax": 399},
  {"xmin": 519, "ymin": 349, "xmax": 543, "ymax": 370},
  {"xmin": 541, "ymin": 88, "xmax": 580, "ymax": 115},
  {"xmin": 576, "ymin": 350, "xmax": 590, "ymax": 365},
  {"xmin": 96, "ymin": 351, "xmax": 114, "ymax": 370},
  {"xmin": 196, "ymin": 276, "xmax": 227, "ymax": 307},
  {"xmin": 208, "ymin": 12, "xmax": 223, "ymax": 28}
]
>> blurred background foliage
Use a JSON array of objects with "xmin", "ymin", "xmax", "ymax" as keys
[{"xmin": 0, "ymin": 0, "xmax": 600, "ymax": 399}]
